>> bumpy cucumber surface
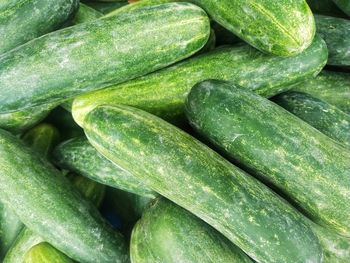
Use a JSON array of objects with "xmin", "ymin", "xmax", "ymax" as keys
[
  {"xmin": 0, "ymin": 0, "xmax": 78, "ymax": 54},
  {"xmin": 292, "ymin": 71, "xmax": 350, "ymax": 113},
  {"xmin": 0, "ymin": 129, "xmax": 128, "ymax": 263},
  {"xmin": 53, "ymin": 137, "xmax": 156, "ymax": 198},
  {"xmin": 82, "ymin": 104, "xmax": 322, "ymax": 263},
  {"xmin": 23, "ymin": 243, "xmax": 72, "ymax": 263},
  {"xmin": 131, "ymin": 198, "xmax": 252, "ymax": 263},
  {"xmin": 185, "ymin": 80, "xmax": 350, "ymax": 237},
  {"xmin": 0, "ymin": 3, "xmax": 209, "ymax": 113},
  {"xmin": 315, "ymin": 15, "xmax": 350, "ymax": 66},
  {"xmin": 72, "ymin": 36, "xmax": 327, "ymax": 126},
  {"xmin": 273, "ymin": 91, "xmax": 350, "ymax": 148}
]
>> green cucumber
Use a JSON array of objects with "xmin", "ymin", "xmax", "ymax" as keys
[
  {"xmin": 131, "ymin": 198, "xmax": 252, "ymax": 263},
  {"xmin": 185, "ymin": 80, "xmax": 350, "ymax": 237},
  {"xmin": 0, "ymin": 3, "xmax": 210, "ymax": 114},
  {"xmin": 315, "ymin": 15, "xmax": 350, "ymax": 66},
  {"xmin": 72, "ymin": 35, "xmax": 327, "ymax": 126},
  {"xmin": 292, "ymin": 71, "xmax": 350, "ymax": 113},
  {"xmin": 0, "ymin": 0, "xmax": 78, "ymax": 54},
  {"xmin": 306, "ymin": 0, "xmax": 346, "ymax": 17},
  {"xmin": 273, "ymin": 91, "xmax": 350, "ymax": 149},
  {"xmin": 0, "ymin": 129, "xmax": 128, "ymax": 263},
  {"xmin": 109, "ymin": 0, "xmax": 316, "ymax": 56},
  {"xmin": 53, "ymin": 137, "xmax": 156, "ymax": 198},
  {"xmin": 332, "ymin": 0, "xmax": 350, "ymax": 15},
  {"xmin": 23, "ymin": 243, "xmax": 73, "ymax": 263},
  {"xmin": 82, "ymin": 104, "xmax": 322, "ymax": 263},
  {"xmin": 72, "ymin": 3, "xmax": 103, "ymax": 24}
]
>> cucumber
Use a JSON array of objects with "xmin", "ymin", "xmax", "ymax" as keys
[
  {"xmin": 109, "ymin": 0, "xmax": 316, "ymax": 56},
  {"xmin": 292, "ymin": 71, "xmax": 350, "ymax": 113},
  {"xmin": 332, "ymin": 0, "xmax": 350, "ymax": 15},
  {"xmin": 72, "ymin": 36, "xmax": 327, "ymax": 127},
  {"xmin": 185, "ymin": 80, "xmax": 350, "ymax": 237},
  {"xmin": 82, "ymin": 104, "xmax": 323, "ymax": 263},
  {"xmin": 23, "ymin": 243, "xmax": 73, "ymax": 263},
  {"xmin": 0, "ymin": 0, "xmax": 78, "ymax": 54},
  {"xmin": 306, "ymin": 0, "xmax": 347, "ymax": 17},
  {"xmin": 72, "ymin": 3, "xmax": 103, "ymax": 24},
  {"xmin": 273, "ymin": 91, "xmax": 350, "ymax": 149},
  {"xmin": 53, "ymin": 137, "xmax": 156, "ymax": 198},
  {"xmin": 131, "ymin": 198, "xmax": 252, "ymax": 263},
  {"xmin": 0, "ymin": 3, "xmax": 210, "ymax": 114},
  {"xmin": 315, "ymin": 15, "xmax": 350, "ymax": 66},
  {"xmin": 0, "ymin": 129, "xmax": 128, "ymax": 263}
]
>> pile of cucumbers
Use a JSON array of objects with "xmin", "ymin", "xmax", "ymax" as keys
[{"xmin": 0, "ymin": 0, "xmax": 349, "ymax": 262}]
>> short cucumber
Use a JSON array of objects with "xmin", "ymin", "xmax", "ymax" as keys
[
  {"xmin": 72, "ymin": 36, "xmax": 327, "ymax": 126},
  {"xmin": 273, "ymin": 91, "xmax": 350, "ymax": 148},
  {"xmin": 0, "ymin": 129, "xmax": 128, "ymax": 263},
  {"xmin": 0, "ymin": 3, "xmax": 210, "ymax": 113},
  {"xmin": 315, "ymin": 15, "xmax": 350, "ymax": 66},
  {"xmin": 82, "ymin": 104, "xmax": 322, "ymax": 263},
  {"xmin": 131, "ymin": 198, "xmax": 252, "ymax": 263},
  {"xmin": 23, "ymin": 243, "xmax": 73, "ymax": 263},
  {"xmin": 185, "ymin": 80, "xmax": 350, "ymax": 237},
  {"xmin": 0, "ymin": 0, "xmax": 78, "ymax": 54},
  {"xmin": 292, "ymin": 71, "xmax": 350, "ymax": 113},
  {"xmin": 53, "ymin": 137, "xmax": 156, "ymax": 198}
]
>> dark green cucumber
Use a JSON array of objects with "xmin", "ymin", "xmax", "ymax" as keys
[
  {"xmin": 23, "ymin": 243, "xmax": 73, "ymax": 263},
  {"xmin": 131, "ymin": 198, "xmax": 252, "ymax": 263},
  {"xmin": 0, "ymin": 0, "xmax": 78, "ymax": 54},
  {"xmin": 72, "ymin": 3, "xmax": 103, "ymax": 24},
  {"xmin": 82, "ymin": 104, "xmax": 322, "ymax": 263},
  {"xmin": 72, "ymin": 36, "xmax": 327, "ymax": 126},
  {"xmin": 315, "ymin": 15, "xmax": 350, "ymax": 66},
  {"xmin": 0, "ymin": 129, "xmax": 127, "ymax": 263},
  {"xmin": 273, "ymin": 91, "xmax": 350, "ymax": 149},
  {"xmin": 292, "ymin": 71, "xmax": 350, "ymax": 113},
  {"xmin": 306, "ymin": 0, "xmax": 347, "ymax": 17},
  {"xmin": 109, "ymin": 0, "xmax": 315, "ymax": 56},
  {"xmin": 0, "ymin": 3, "xmax": 209, "ymax": 114},
  {"xmin": 185, "ymin": 80, "xmax": 350, "ymax": 237},
  {"xmin": 332, "ymin": 0, "xmax": 350, "ymax": 15},
  {"xmin": 53, "ymin": 137, "xmax": 156, "ymax": 198}
]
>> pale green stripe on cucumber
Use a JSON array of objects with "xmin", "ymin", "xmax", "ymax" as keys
[
  {"xmin": 72, "ymin": 35, "xmax": 327, "ymax": 127},
  {"xmin": 82, "ymin": 104, "xmax": 322, "ymax": 263}
]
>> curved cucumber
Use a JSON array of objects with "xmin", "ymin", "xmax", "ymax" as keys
[
  {"xmin": 72, "ymin": 36, "xmax": 327, "ymax": 126},
  {"xmin": 82, "ymin": 104, "xmax": 322, "ymax": 263},
  {"xmin": 185, "ymin": 80, "xmax": 350, "ymax": 237},
  {"xmin": 0, "ymin": 0, "xmax": 78, "ymax": 54},
  {"xmin": 0, "ymin": 129, "xmax": 128, "ymax": 263},
  {"xmin": 0, "ymin": 3, "xmax": 209, "ymax": 113},
  {"xmin": 131, "ymin": 198, "xmax": 252, "ymax": 263},
  {"xmin": 332, "ymin": 0, "xmax": 350, "ymax": 15},
  {"xmin": 53, "ymin": 137, "xmax": 156, "ymax": 198},
  {"xmin": 292, "ymin": 71, "xmax": 350, "ymax": 113},
  {"xmin": 315, "ymin": 15, "xmax": 350, "ymax": 66},
  {"xmin": 273, "ymin": 91, "xmax": 350, "ymax": 149},
  {"xmin": 23, "ymin": 243, "xmax": 73, "ymax": 263}
]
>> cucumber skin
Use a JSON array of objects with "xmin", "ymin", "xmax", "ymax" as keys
[
  {"xmin": 315, "ymin": 15, "xmax": 350, "ymax": 66},
  {"xmin": 72, "ymin": 36, "xmax": 327, "ymax": 127},
  {"xmin": 0, "ymin": 129, "xmax": 128, "ymax": 263},
  {"xmin": 83, "ymin": 105, "xmax": 323, "ymax": 263},
  {"xmin": 53, "ymin": 137, "xmax": 156, "ymax": 198},
  {"xmin": 24, "ymin": 243, "xmax": 73, "ymax": 263},
  {"xmin": 292, "ymin": 71, "xmax": 350, "ymax": 113},
  {"xmin": 0, "ymin": 3, "xmax": 209, "ymax": 113},
  {"xmin": 332, "ymin": 0, "xmax": 350, "ymax": 15},
  {"xmin": 0, "ymin": 0, "xmax": 78, "ymax": 54},
  {"xmin": 185, "ymin": 80, "xmax": 350, "ymax": 237},
  {"xmin": 131, "ymin": 198, "xmax": 252, "ymax": 263},
  {"xmin": 273, "ymin": 91, "xmax": 350, "ymax": 149}
]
